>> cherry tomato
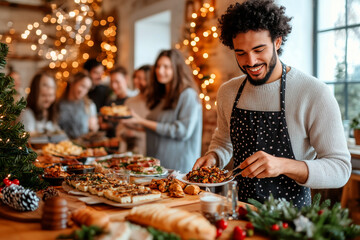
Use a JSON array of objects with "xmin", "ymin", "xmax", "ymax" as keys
[
  {"xmin": 216, "ymin": 219, "xmax": 228, "ymax": 230},
  {"xmin": 3, "ymin": 179, "xmax": 12, "ymax": 186},
  {"xmin": 245, "ymin": 222, "xmax": 254, "ymax": 230},
  {"xmin": 318, "ymin": 210, "xmax": 324, "ymax": 215},
  {"xmin": 216, "ymin": 228, "xmax": 223, "ymax": 238},
  {"xmin": 233, "ymin": 226, "xmax": 246, "ymax": 240},
  {"xmin": 271, "ymin": 224, "xmax": 280, "ymax": 231},
  {"xmin": 0, "ymin": 187, "xmax": 3, "ymax": 192},
  {"xmin": 282, "ymin": 222, "xmax": 289, "ymax": 228},
  {"xmin": 238, "ymin": 206, "xmax": 248, "ymax": 218},
  {"xmin": 12, "ymin": 179, "xmax": 20, "ymax": 185}
]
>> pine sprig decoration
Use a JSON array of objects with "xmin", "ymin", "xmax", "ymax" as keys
[
  {"xmin": 246, "ymin": 193, "xmax": 360, "ymax": 240},
  {"xmin": 0, "ymin": 42, "xmax": 47, "ymax": 191}
]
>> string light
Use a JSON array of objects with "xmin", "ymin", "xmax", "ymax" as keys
[
  {"xmin": 17, "ymin": 0, "xmax": 117, "ymax": 83},
  {"xmin": 176, "ymin": 1, "xmax": 218, "ymax": 110}
]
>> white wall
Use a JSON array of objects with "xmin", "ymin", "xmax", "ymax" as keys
[
  {"xmin": 134, "ymin": 10, "xmax": 171, "ymax": 69},
  {"xmin": 277, "ymin": 0, "xmax": 313, "ymax": 75}
]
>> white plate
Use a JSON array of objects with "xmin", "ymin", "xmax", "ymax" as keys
[
  {"xmin": 176, "ymin": 173, "xmax": 234, "ymax": 187},
  {"xmin": 130, "ymin": 168, "xmax": 169, "ymax": 177},
  {"xmin": 62, "ymin": 182, "xmax": 161, "ymax": 208}
]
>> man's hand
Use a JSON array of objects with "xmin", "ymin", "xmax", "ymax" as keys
[
  {"xmin": 239, "ymin": 151, "xmax": 308, "ymax": 183},
  {"xmin": 192, "ymin": 152, "xmax": 218, "ymax": 170}
]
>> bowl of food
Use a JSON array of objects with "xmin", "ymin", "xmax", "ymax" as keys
[
  {"xmin": 43, "ymin": 165, "xmax": 70, "ymax": 186},
  {"xmin": 66, "ymin": 164, "xmax": 95, "ymax": 174}
]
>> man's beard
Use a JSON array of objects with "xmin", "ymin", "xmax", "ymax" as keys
[{"xmin": 238, "ymin": 45, "xmax": 277, "ymax": 86}]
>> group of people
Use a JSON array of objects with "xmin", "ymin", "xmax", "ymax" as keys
[
  {"xmin": 17, "ymin": 49, "xmax": 203, "ymax": 174},
  {"xmin": 14, "ymin": 0, "xmax": 353, "ymax": 207}
]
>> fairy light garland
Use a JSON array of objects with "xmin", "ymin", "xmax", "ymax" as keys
[
  {"xmin": 176, "ymin": 0, "xmax": 218, "ymax": 110},
  {"xmin": 16, "ymin": 0, "xmax": 117, "ymax": 82}
]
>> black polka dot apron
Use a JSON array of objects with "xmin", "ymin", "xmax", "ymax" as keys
[{"xmin": 230, "ymin": 63, "xmax": 311, "ymax": 208}]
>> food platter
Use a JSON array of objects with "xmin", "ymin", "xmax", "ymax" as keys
[
  {"xmin": 101, "ymin": 114, "xmax": 132, "ymax": 120},
  {"xmin": 176, "ymin": 173, "xmax": 234, "ymax": 187},
  {"xmin": 62, "ymin": 182, "xmax": 161, "ymax": 208},
  {"xmin": 130, "ymin": 168, "xmax": 169, "ymax": 177}
]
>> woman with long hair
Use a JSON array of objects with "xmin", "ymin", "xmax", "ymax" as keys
[
  {"xmin": 58, "ymin": 72, "xmax": 99, "ymax": 139},
  {"xmin": 20, "ymin": 72, "xmax": 61, "ymax": 135},
  {"xmin": 123, "ymin": 49, "xmax": 203, "ymax": 172}
]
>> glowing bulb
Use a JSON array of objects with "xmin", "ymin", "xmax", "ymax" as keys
[
  {"xmin": 31, "ymin": 44, "xmax": 37, "ymax": 50},
  {"xmin": 190, "ymin": 22, "xmax": 196, "ymax": 28},
  {"xmin": 211, "ymin": 74, "xmax": 216, "ymax": 79},
  {"xmin": 203, "ymin": 3, "xmax": 210, "ymax": 8},
  {"xmin": 203, "ymin": 53, "xmax": 209, "ymax": 59},
  {"xmin": 190, "ymin": 41, "xmax": 196, "ymax": 46},
  {"xmin": 193, "ymin": 70, "xmax": 198, "ymax": 75},
  {"xmin": 209, "ymin": 7, "xmax": 214, "ymax": 12},
  {"xmin": 211, "ymin": 26, "xmax": 217, "ymax": 32},
  {"xmin": 33, "ymin": 22, "xmax": 39, "ymax": 28},
  {"xmin": 27, "ymin": 24, "xmax": 33, "ymax": 30},
  {"xmin": 189, "ymin": 56, "xmax": 194, "ymax": 61},
  {"xmin": 199, "ymin": 93, "xmax": 205, "ymax": 99},
  {"xmin": 203, "ymin": 31, "xmax": 209, "ymax": 37},
  {"xmin": 204, "ymin": 96, "xmax": 210, "ymax": 101},
  {"xmin": 192, "ymin": 13, "xmax": 197, "ymax": 18},
  {"xmin": 183, "ymin": 39, "xmax": 189, "ymax": 45},
  {"xmin": 206, "ymin": 104, "xmax": 211, "ymax": 110},
  {"xmin": 213, "ymin": 32, "xmax": 218, "ymax": 38}
]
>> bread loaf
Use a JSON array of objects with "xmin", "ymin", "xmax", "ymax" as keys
[
  {"xmin": 184, "ymin": 185, "xmax": 200, "ymax": 195},
  {"xmin": 71, "ymin": 208, "xmax": 110, "ymax": 230},
  {"xmin": 126, "ymin": 204, "xmax": 216, "ymax": 240}
]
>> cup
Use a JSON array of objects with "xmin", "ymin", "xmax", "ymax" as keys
[
  {"xmin": 199, "ymin": 192, "xmax": 222, "ymax": 223},
  {"xmin": 218, "ymin": 181, "xmax": 239, "ymax": 220},
  {"xmin": 114, "ymin": 169, "xmax": 131, "ymax": 183}
]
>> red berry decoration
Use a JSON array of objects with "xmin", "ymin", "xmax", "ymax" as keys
[
  {"xmin": 282, "ymin": 222, "xmax": 289, "ymax": 229},
  {"xmin": 245, "ymin": 222, "xmax": 254, "ymax": 230},
  {"xmin": 216, "ymin": 228, "xmax": 223, "ymax": 238},
  {"xmin": 318, "ymin": 209, "xmax": 324, "ymax": 215},
  {"xmin": 233, "ymin": 226, "xmax": 246, "ymax": 240},
  {"xmin": 238, "ymin": 206, "xmax": 248, "ymax": 218},
  {"xmin": 3, "ymin": 178, "xmax": 12, "ymax": 186},
  {"xmin": 216, "ymin": 219, "xmax": 228, "ymax": 230},
  {"xmin": 12, "ymin": 179, "xmax": 20, "ymax": 185},
  {"xmin": 271, "ymin": 224, "xmax": 280, "ymax": 231}
]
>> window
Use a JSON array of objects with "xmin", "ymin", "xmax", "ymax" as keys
[{"xmin": 315, "ymin": 0, "xmax": 360, "ymax": 121}]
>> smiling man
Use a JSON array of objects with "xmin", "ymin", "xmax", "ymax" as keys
[{"xmin": 193, "ymin": 0, "xmax": 351, "ymax": 208}]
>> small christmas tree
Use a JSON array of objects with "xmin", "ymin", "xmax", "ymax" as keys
[{"xmin": 0, "ymin": 42, "xmax": 47, "ymax": 191}]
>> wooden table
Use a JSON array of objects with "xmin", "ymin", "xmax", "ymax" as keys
[{"xmin": 0, "ymin": 188, "xmax": 267, "ymax": 240}]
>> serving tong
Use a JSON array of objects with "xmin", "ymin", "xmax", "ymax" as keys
[{"xmin": 225, "ymin": 165, "xmax": 243, "ymax": 180}]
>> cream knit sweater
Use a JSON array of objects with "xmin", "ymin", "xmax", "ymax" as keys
[{"xmin": 207, "ymin": 66, "xmax": 351, "ymax": 189}]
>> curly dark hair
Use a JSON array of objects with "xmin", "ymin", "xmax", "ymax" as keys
[{"xmin": 219, "ymin": 0, "xmax": 292, "ymax": 55}]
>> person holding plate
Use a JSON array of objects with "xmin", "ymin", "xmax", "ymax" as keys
[
  {"xmin": 193, "ymin": 0, "xmax": 351, "ymax": 208},
  {"xmin": 122, "ymin": 49, "xmax": 202, "ymax": 173}
]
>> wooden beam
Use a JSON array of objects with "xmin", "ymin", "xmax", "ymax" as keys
[{"xmin": 0, "ymin": 1, "xmax": 51, "ymax": 13}]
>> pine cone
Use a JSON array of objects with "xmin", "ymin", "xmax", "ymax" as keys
[
  {"xmin": 1, "ymin": 185, "xmax": 39, "ymax": 211},
  {"xmin": 42, "ymin": 187, "xmax": 59, "ymax": 201}
]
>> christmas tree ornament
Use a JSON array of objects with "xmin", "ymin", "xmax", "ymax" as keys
[{"xmin": 1, "ymin": 184, "xmax": 39, "ymax": 211}]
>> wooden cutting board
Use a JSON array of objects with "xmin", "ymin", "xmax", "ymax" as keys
[{"xmin": 0, "ymin": 192, "xmax": 85, "ymax": 222}]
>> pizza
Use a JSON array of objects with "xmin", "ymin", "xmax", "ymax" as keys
[
  {"xmin": 96, "ymin": 155, "xmax": 165, "ymax": 176},
  {"xmin": 65, "ymin": 173, "xmax": 161, "ymax": 204}
]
